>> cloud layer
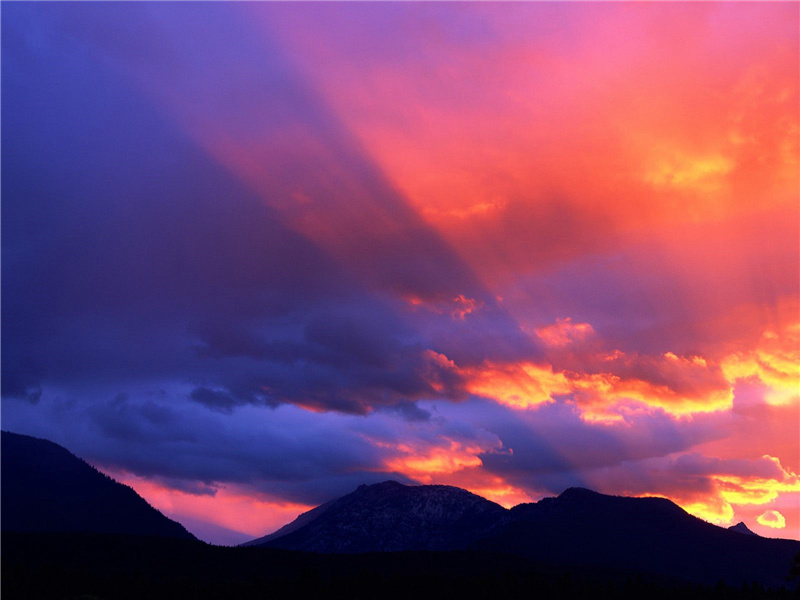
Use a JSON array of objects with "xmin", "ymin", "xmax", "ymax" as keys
[{"xmin": 2, "ymin": 2, "xmax": 797, "ymax": 543}]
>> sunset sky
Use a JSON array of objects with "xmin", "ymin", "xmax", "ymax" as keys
[{"xmin": 2, "ymin": 2, "xmax": 798, "ymax": 545}]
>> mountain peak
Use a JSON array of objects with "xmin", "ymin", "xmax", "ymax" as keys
[
  {"xmin": 728, "ymin": 521, "xmax": 759, "ymax": 536},
  {"xmin": 250, "ymin": 481, "xmax": 507, "ymax": 552},
  {"xmin": 550, "ymin": 487, "xmax": 685, "ymax": 515},
  {"xmin": 357, "ymin": 480, "xmax": 405, "ymax": 491},
  {"xmin": 558, "ymin": 487, "xmax": 603, "ymax": 499}
]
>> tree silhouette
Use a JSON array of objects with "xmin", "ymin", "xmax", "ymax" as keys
[{"xmin": 789, "ymin": 550, "xmax": 800, "ymax": 583}]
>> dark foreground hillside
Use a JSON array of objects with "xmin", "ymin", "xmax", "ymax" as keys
[
  {"xmin": 1, "ymin": 431, "xmax": 195, "ymax": 540},
  {"xmin": 3, "ymin": 532, "xmax": 798, "ymax": 600}
]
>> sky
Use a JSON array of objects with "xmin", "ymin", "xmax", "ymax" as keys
[{"xmin": 2, "ymin": 2, "xmax": 798, "ymax": 546}]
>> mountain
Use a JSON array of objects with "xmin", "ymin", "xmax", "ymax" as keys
[
  {"xmin": 250, "ymin": 483, "xmax": 800, "ymax": 588},
  {"xmin": 1, "ymin": 431, "xmax": 196, "ymax": 540},
  {"xmin": 242, "ymin": 497, "xmax": 338, "ymax": 547},
  {"xmin": 251, "ymin": 480, "xmax": 507, "ymax": 552},
  {"xmin": 479, "ymin": 487, "xmax": 799, "ymax": 588},
  {"xmin": 728, "ymin": 521, "xmax": 759, "ymax": 536}
]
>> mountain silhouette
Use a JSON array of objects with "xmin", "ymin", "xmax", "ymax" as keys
[
  {"xmin": 4, "ymin": 429, "xmax": 798, "ymax": 590},
  {"xmin": 728, "ymin": 521, "xmax": 759, "ymax": 536},
  {"xmin": 480, "ymin": 486, "xmax": 799, "ymax": 587},
  {"xmin": 1, "ymin": 431, "xmax": 195, "ymax": 540},
  {"xmin": 250, "ymin": 482, "xmax": 800, "ymax": 588},
  {"xmin": 250, "ymin": 480, "xmax": 506, "ymax": 552}
]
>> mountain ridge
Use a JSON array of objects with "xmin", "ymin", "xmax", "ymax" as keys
[
  {"xmin": 729, "ymin": 521, "xmax": 759, "ymax": 536},
  {"xmin": 1, "ymin": 430, "xmax": 196, "ymax": 540},
  {"xmin": 252, "ymin": 479, "xmax": 507, "ymax": 553},
  {"xmin": 3, "ymin": 429, "xmax": 797, "ymax": 589},
  {"xmin": 247, "ymin": 480, "xmax": 800, "ymax": 588}
]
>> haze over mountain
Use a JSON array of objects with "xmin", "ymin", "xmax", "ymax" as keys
[
  {"xmin": 1, "ymin": 431, "xmax": 195, "ymax": 540},
  {"xmin": 250, "ymin": 481, "xmax": 800, "ymax": 588}
]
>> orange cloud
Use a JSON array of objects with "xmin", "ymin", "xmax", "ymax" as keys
[
  {"xmin": 383, "ymin": 440, "xmax": 486, "ymax": 483},
  {"xmin": 436, "ymin": 339, "xmax": 733, "ymax": 419},
  {"xmin": 641, "ymin": 455, "xmax": 800, "ymax": 529},
  {"xmin": 721, "ymin": 322, "xmax": 800, "ymax": 407},
  {"xmin": 433, "ymin": 469, "xmax": 536, "ymax": 510},
  {"xmin": 451, "ymin": 294, "xmax": 484, "ymax": 320},
  {"xmin": 757, "ymin": 510, "xmax": 787, "ymax": 529},
  {"xmin": 462, "ymin": 361, "xmax": 571, "ymax": 409},
  {"xmin": 402, "ymin": 294, "xmax": 485, "ymax": 320},
  {"xmin": 568, "ymin": 369, "xmax": 733, "ymax": 422},
  {"xmin": 535, "ymin": 318, "xmax": 595, "ymax": 348},
  {"xmin": 714, "ymin": 456, "xmax": 800, "ymax": 506},
  {"xmin": 382, "ymin": 444, "xmax": 534, "ymax": 509},
  {"xmin": 643, "ymin": 152, "xmax": 734, "ymax": 193},
  {"xmin": 436, "ymin": 316, "xmax": 798, "ymax": 431},
  {"xmin": 677, "ymin": 497, "xmax": 735, "ymax": 527},
  {"xmin": 368, "ymin": 428, "xmax": 539, "ymax": 508}
]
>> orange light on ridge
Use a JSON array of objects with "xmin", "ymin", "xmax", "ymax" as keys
[{"xmin": 466, "ymin": 484, "xmax": 534, "ymax": 509}]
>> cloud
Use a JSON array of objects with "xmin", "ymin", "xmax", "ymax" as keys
[
  {"xmin": 2, "ymin": 2, "xmax": 797, "ymax": 543},
  {"xmin": 579, "ymin": 451, "xmax": 800, "ymax": 526},
  {"xmin": 430, "ymin": 336, "xmax": 734, "ymax": 420},
  {"xmin": 756, "ymin": 510, "xmax": 786, "ymax": 529},
  {"xmin": 461, "ymin": 361, "xmax": 571, "ymax": 410},
  {"xmin": 1, "ymin": 2, "xmax": 537, "ymax": 418},
  {"xmin": 189, "ymin": 388, "xmax": 243, "ymax": 415},
  {"xmin": 721, "ymin": 323, "xmax": 800, "ymax": 406},
  {"xmin": 378, "ymin": 401, "xmax": 432, "ymax": 423},
  {"xmin": 535, "ymin": 318, "xmax": 596, "ymax": 348}
]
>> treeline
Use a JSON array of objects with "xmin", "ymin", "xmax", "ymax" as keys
[{"xmin": 3, "ymin": 532, "xmax": 797, "ymax": 600}]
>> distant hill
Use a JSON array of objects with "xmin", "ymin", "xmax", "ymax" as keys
[
  {"xmin": 249, "ymin": 482, "xmax": 800, "ymax": 588},
  {"xmin": 251, "ymin": 480, "xmax": 507, "ymax": 552},
  {"xmin": 1, "ymin": 431, "xmax": 195, "ymax": 540}
]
